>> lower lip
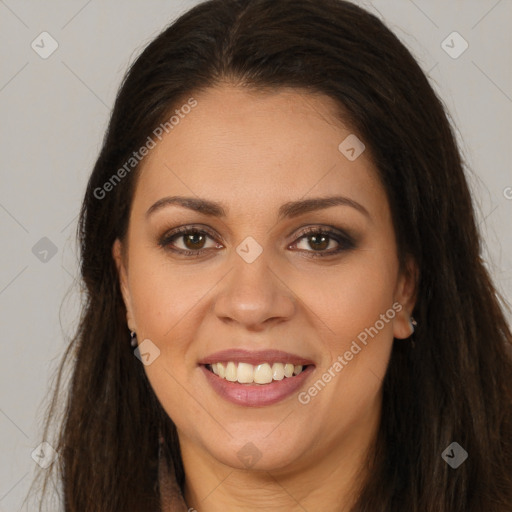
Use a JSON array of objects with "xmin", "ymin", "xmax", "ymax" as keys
[{"xmin": 200, "ymin": 364, "xmax": 315, "ymax": 407}]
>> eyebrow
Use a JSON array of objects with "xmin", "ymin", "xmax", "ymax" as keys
[{"xmin": 145, "ymin": 195, "xmax": 370, "ymax": 220}]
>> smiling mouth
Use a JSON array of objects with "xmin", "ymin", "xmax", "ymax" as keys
[{"xmin": 204, "ymin": 361, "xmax": 313, "ymax": 385}]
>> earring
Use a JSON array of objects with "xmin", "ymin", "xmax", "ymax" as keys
[
  {"xmin": 409, "ymin": 317, "xmax": 417, "ymax": 350},
  {"xmin": 130, "ymin": 331, "xmax": 138, "ymax": 347},
  {"xmin": 409, "ymin": 316, "xmax": 417, "ymax": 335}
]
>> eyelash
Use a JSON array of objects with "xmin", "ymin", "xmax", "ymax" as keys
[{"xmin": 158, "ymin": 225, "xmax": 356, "ymax": 259}]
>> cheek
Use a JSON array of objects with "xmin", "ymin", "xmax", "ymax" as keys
[
  {"xmin": 289, "ymin": 248, "xmax": 398, "ymax": 416},
  {"xmin": 127, "ymin": 254, "xmax": 210, "ymax": 428},
  {"xmin": 127, "ymin": 250, "xmax": 206, "ymax": 339},
  {"xmin": 291, "ymin": 255, "xmax": 397, "ymax": 345},
  {"xmin": 294, "ymin": 260, "xmax": 396, "ymax": 439}
]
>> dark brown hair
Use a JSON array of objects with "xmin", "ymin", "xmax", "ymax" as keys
[{"xmin": 29, "ymin": 0, "xmax": 512, "ymax": 510}]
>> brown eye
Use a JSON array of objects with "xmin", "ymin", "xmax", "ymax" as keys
[
  {"xmin": 291, "ymin": 226, "xmax": 356, "ymax": 257},
  {"xmin": 159, "ymin": 226, "xmax": 222, "ymax": 255},
  {"xmin": 159, "ymin": 225, "xmax": 355, "ymax": 258},
  {"xmin": 302, "ymin": 233, "xmax": 331, "ymax": 251},
  {"xmin": 181, "ymin": 232, "xmax": 207, "ymax": 250}
]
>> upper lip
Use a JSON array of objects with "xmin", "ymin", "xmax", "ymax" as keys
[{"xmin": 198, "ymin": 349, "xmax": 316, "ymax": 367}]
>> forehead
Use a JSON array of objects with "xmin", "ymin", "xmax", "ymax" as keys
[{"xmin": 132, "ymin": 84, "xmax": 386, "ymax": 220}]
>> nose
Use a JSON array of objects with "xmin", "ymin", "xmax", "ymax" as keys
[{"xmin": 212, "ymin": 251, "xmax": 296, "ymax": 330}]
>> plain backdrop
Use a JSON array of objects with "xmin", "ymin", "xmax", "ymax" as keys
[{"xmin": 0, "ymin": 0, "xmax": 511, "ymax": 509}]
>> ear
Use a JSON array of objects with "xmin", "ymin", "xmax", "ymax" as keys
[
  {"xmin": 112, "ymin": 238, "xmax": 137, "ymax": 332},
  {"xmin": 393, "ymin": 255, "xmax": 419, "ymax": 340}
]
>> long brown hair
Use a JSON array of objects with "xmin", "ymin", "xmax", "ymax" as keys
[{"xmin": 29, "ymin": 0, "xmax": 512, "ymax": 510}]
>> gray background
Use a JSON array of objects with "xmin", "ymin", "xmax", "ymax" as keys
[{"xmin": 1, "ymin": 0, "xmax": 511, "ymax": 510}]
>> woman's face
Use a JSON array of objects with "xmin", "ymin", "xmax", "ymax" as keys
[{"xmin": 113, "ymin": 84, "xmax": 416, "ymax": 474}]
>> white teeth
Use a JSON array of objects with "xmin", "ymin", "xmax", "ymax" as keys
[
  {"xmin": 207, "ymin": 361, "xmax": 306, "ymax": 384},
  {"xmin": 254, "ymin": 363, "xmax": 273, "ymax": 384},
  {"xmin": 272, "ymin": 362, "xmax": 285, "ymax": 381},
  {"xmin": 225, "ymin": 361, "xmax": 237, "ymax": 382},
  {"xmin": 284, "ymin": 363, "xmax": 294, "ymax": 378},
  {"xmin": 237, "ymin": 362, "xmax": 254, "ymax": 383}
]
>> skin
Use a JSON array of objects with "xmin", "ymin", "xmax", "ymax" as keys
[{"xmin": 113, "ymin": 84, "xmax": 417, "ymax": 512}]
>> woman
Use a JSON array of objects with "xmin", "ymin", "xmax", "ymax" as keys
[{"xmin": 32, "ymin": 0, "xmax": 512, "ymax": 510}]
